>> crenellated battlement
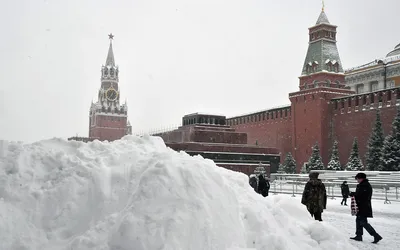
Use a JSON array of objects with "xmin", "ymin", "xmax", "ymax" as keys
[
  {"xmin": 226, "ymin": 105, "xmax": 291, "ymax": 126},
  {"xmin": 332, "ymin": 87, "xmax": 400, "ymax": 115}
]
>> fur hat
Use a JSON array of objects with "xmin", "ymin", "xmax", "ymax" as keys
[
  {"xmin": 309, "ymin": 172, "xmax": 319, "ymax": 179},
  {"xmin": 355, "ymin": 173, "xmax": 367, "ymax": 179}
]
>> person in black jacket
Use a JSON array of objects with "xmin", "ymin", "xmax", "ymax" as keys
[
  {"xmin": 257, "ymin": 174, "xmax": 269, "ymax": 197},
  {"xmin": 350, "ymin": 173, "xmax": 383, "ymax": 244},
  {"xmin": 340, "ymin": 181, "xmax": 350, "ymax": 205}
]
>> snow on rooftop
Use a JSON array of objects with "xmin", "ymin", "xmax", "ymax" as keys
[
  {"xmin": 184, "ymin": 112, "xmax": 226, "ymax": 117},
  {"xmin": 345, "ymin": 54, "xmax": 400, "ymax": 73},
  {"xmin": 0, "ymin": 136, "xmax": 357, "ymax": 250}
]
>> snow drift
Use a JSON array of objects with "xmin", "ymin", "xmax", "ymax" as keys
[{"xmin": 0, "ymin": 136, "xmax": 357, "ymax": 250}]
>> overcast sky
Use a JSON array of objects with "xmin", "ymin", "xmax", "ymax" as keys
[{"xmin": 1, "ymin": 0, "xmax": 399, "ymax": 142}]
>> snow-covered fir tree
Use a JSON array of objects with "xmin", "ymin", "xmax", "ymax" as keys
[
  {"xmin": 327, "ymin": 140, "xmax": 342, "ymax": 170},
  {"xmin": 365, "ymin": 110, "xmax": 385, "ymax": 171},
  {"xmin": 308, "ymin": 142, "xmax": 324, "ymax": 170},
  {"xmin": 346, "ymin": 137, "xmax": 364, "ymax": 171},
  {"xmin": 382, "ymin": 108, "xmax": 400, "ymax": 171},
  {"xmin": 283, "ymin": 152, "xmax": 297, "ymax": 174}
]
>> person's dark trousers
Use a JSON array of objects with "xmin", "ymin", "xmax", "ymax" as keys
[
  {"xmin": 356, "ymin": 216, "xmax": 378, "ymax": 237},
  {"xmin": 341, "ymin": 197, "xmax": 347, "ymax": 205},
  {"xmin": 312, "ymin": 212, "xmax": 322, "ymax": 221}
]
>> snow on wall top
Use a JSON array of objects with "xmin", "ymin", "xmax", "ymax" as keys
[{"xmin": 345, "ymin": 54, "xmax": 400, "ymax": 73}]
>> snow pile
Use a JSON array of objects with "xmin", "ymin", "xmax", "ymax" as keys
[{"xmin": 0, "ymin": 136, "xmax": 357, "ymax": 250}]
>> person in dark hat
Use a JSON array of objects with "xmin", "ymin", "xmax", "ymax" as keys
[
  {"xmin": 341, "ymin": 181, "xmax": 350, "ymax": 205},
  {"xmin": 350, "ymin": 173, "xmax": 382, "ymax": 244},
  {"xmin": 301, "ymin": 172, "xmax": 327, "ymax": 221}
]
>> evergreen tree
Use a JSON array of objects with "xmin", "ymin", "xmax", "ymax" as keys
[
  {"xmin": 283, "ymin": 152, "xmax": 297, "ymax": 174},
  {"xmin": 346, "ymin": 137, "xmax": 364, "ymax": 171},
  {"xmin": 382, "ymin": 108, "xmax": 400, "ymax": 171},
  {"xmin": 308, "ymin": 142, "xmax": 324, "ymax": 170},
  {"xmin": 365, "ymin": 110, "xmax": 385, "ymax": 171},
  {"xmin": 327, "ymin": 140, "xmax": 342, "ymax": 170}
]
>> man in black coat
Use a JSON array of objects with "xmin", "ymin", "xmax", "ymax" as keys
[
  {"xmin": 350, "ymin": 173, "xmax": 382, "ymax": 244},
  {"xmin": 340, "ymin": 181, "xmax": 350, "ymax": 205},
  {"xmin": 257, "ymin": 174, "xmax": 270, "ymax": 197}
]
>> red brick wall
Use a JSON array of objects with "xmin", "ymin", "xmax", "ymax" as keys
[
  {"xmin": 165, "ymin": 142, "xmax": 279, "ymax": 154},
  {"xmin": 231, "ymin": 114, "xmax": 292, "ymax": 162},
  {"xmin": 159, "ymin": 125, "xmax": 247, "ymax": 144},
  {"xmin": 192, "ymin": 130, "xmax": 247, "ymax": 144},
  {"xmin": 332, "ymin": 89, "xmax": 400, "ymax": 167},
  {"xmin": 289, "ymin": 87, "xmax": 354, "ymax": 171},
  {"xmin": 89, "ymin": 115, "xmax": 128, "ymax": 141}
]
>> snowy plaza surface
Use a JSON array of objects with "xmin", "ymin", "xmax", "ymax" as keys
[{"xmin": 0, "ymin": 136, "xmax": 399, "ymax": 250}]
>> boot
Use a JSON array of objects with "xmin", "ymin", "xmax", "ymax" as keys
[
  {"xmin": 372, "ymin": 234, "xmax": 382, "ymax": 244},
  {"xmin": 350, "ymin": 236, "xmax": 362, "ymax": 241}
]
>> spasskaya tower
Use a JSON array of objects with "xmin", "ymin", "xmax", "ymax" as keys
[{"xmin": 88, "ymin": 34, "xmax": 132, "ymax": 141}]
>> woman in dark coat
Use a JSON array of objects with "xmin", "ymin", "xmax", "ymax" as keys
[
  {"xmin": 257, "ymin": 175, "xmax": 269, "ymax": 197},
  {"xmin": 341, "ymin": 181, "xmax": 350, "ymax": 205}
]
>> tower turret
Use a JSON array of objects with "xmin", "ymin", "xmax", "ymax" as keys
[
  {"xmin": 299, "ymin": 8, "xmax": 346, "ymax": 90},
  {"xmin": 89, "ymin": 34, "xmax": 131, "ymax": 141},
  {"xmin": 289, "ymin": 7, "xmax": 354, "ymax": 171}
]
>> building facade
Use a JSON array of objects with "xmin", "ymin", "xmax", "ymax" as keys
[
  {"xmin": 156, "ymin": 113, "xmax": 281, "ymax": 176},
  {"xmin": 225, "ymin": 9, "xmax": 400, "ymax": 172},
  {"xmin": 69, "ymin": 34, "xmax": 132, "ymax": 142},
  {"xmin": 345, "ymin": 44, "xmax": 400, "ymax": 94}
]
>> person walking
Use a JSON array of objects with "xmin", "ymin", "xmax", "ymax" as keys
[
  {"xmin": 350, "ymin": 173, "xmax": 383, "ymax": 244},
  {"xmin": 341, "ymin": 181, "xmax": 350, "ymax": 205},
  {"xmin": 301, "ymin": 172, "xmax": 327, "ymax": 221}
]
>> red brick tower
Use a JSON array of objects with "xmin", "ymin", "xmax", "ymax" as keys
[
  {"xmin": 289, "ymin": 8, "xmax": 354, "ymax": 171},
  {"xmin": 88, "ymin": 34, "xmax": 132, "ymax": 141}
]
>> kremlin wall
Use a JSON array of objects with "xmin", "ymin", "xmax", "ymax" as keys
[{"xmin": 70, "ymin": 9, "xmax": 400, "ymax": 175}]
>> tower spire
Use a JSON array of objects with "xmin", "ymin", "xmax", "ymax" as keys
[
  {"xmin": 105, "ymin": 33, "xmax": 115, "ymax": 67},
  {"xmin": 322, "ymin": 0, "xmax": 325, "ymax": 11}
]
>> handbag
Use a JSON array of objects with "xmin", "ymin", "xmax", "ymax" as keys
[{"xmin": 350, "ymin": 196, "xmax": 358, "ymax": 216}]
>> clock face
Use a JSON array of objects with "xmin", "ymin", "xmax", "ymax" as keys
[{"xmin": 106, "ymin": 88, "xmax": 118, "ymax": 101}]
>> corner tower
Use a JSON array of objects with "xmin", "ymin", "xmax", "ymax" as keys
[
  {"xmin": 289, "ymin": 8, "xmax": 354, "ymax": 171},
  {"xmin": 89, "ymin": 34, "xmax": 132, "ymax": 141}
]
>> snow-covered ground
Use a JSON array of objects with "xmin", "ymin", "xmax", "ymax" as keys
[
  {"xmin": 0, "ymin": 136, "xmax": 397, "ymax": 249},
  {"xmin": 292, "ymin": 196, "xmax": 400, "ymax": 249}
]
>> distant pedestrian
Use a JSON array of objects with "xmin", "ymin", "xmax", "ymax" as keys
[
  {"xmin": 249, "ymin": 175, "xmax": 258, "ymax": 192},
  {"xmin": 341, "ymin": 181, "xmax": 350, "ymax": 206},
  {"xmin": 257, "ymin": 174, "xmax": 269, "ymax": 197},
  {"xmin": 301, "ymin": 172, "xmax": 327, "ymax": 221},
  {"xmin": 350, "ymin": 173, "xmax": 382, "ymax": 244}
]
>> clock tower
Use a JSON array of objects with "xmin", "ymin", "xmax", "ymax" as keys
[{"xmin": 88, "ymin": 34, "xmax": 132, "ymax": 141}]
